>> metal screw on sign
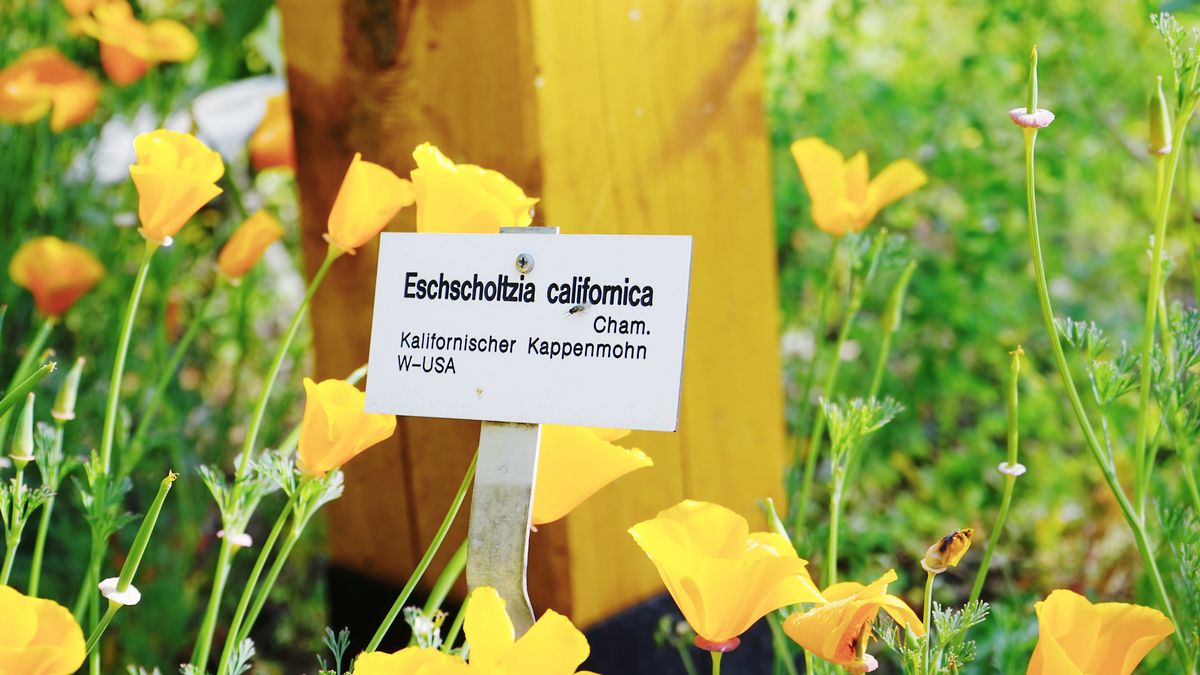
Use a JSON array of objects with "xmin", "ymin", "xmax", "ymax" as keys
[{"xmin": 466, "ymin": 225, "xmax": 558, "ymax": 636}]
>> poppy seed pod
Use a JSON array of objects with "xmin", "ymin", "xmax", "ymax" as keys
[
  {"xmin": 51, "ymin": 357, "xmax": 85, "ymax": 422},
  {"xmin": 1149, "ymin": 75, "xmax": 1172, "ymax": 156},
  {"xmin": 10, "ymin": 394, "xmax": 36, "ymax": 466}
]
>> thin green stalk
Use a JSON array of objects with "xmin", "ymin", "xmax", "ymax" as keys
[
  {"xmin": 0, "ymin": 534, "xmax": 19, "ymax": 586},
  {"xmin": 6, "ymin": 315, "xmax": 55, "ymax": 389},
  {"xmin": 366, "ymin": 452, "xmax": 478, "ymax": 652},
  {"xmin": 100, "ymin": 241, "xmax": 158, "ymax": 473},
  {"xmin": 868, "ymin": 330, "xmax": 893, "ymax": 400},
  {"xmin": 73, "ymin": 533, "xmax": 104, "ymax": 620},
  {"xmin": 767, "ymin": 613, "xmax": 800, "ymax": 675},
  {"xmin": 440, "ymin": 595, "xmax": 469, "ymax": 654},
  {"xmin": 1, "ymin": 465, "xmax": 27, "ymax": 585},
  {"xmin": 796, "ymin": 237, "xmax": 843, "ymax": 445},
  {"xmin": 27, "ymin": 495, "xmax": 54, "ymax": 596},
  {"xmin": 235, "ymin": 526, "xmax": 301, "ymax": 647},
  {"xmin": 235, "ymin": 245, "xmax": 340, "ymax": 480},
  {"xmin": 826, "ymin": 479, "xmax": 842, "ymax": 586},
  {"xmin": 87, "ymin": 549, "xmax": 101, "ymax": 675},
  {"xmin": 124, "ymin": 284, "xmax": 220, "ymax": 476},
  {"xmin": 922, "ymin": 571, "xmax": 936, "ymax": 675},
  {"xmin": 217, "ymin": 491, "xmax": 303, "ymax": 674},
  {"xmin": 970, "ymin": 348, "xmax": 1023, "ymax": 604},
  {"xmin": 711, "ymin": 651, "xmax": 722, "ymax": 675},
  {"xmin": 190, "ymin": 537, "xmax": 237, "ymax": 669},
  {"xmin": 1182, "ymin": 461, "xmax": 1200, "ymax": 517},
  {"xmin": 84, "ymin": 603, "xmax": 119, "ymax": 656},
  {"xmin": 1022, "ymin": 125, "xmax": 1189, "ymax": 663},
  {"xmin": 423, "ymin": 539, "xmax": 467, "ymax": 615}
]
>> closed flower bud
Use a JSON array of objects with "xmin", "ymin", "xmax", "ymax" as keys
[
  {"xmin": 218, "ymin": 211, "xmax": 284, "ymax": 280},
  {"xmin": 1149, "ymin": 76, "xmax": 1172, "ymax": 156},
  {"xmin": 10, "ymin": 393, "xmax": 36, "ymax": 466},
  {"xmin": 52, "ymin": 357, "xmax": 85, "ymax": 422},
  {"xmin": 922, "ymin": 528, "xmax": 974, "ymax": 573},
  {"xmin": 411, "ymin": 142, "xmax": 539, "ymax": 233},
  {"xmin": 129, "ymin": 130, "xmax": 224, "ymax": 245},
  {"xmin": 325, "ymin": 153, "xmax": 413, "ymax": 254},
  {"xmin": 297, "ymin": 378, "xmax": 397, "ymax": 476},
  {"xmin": 249, "ymin": 94, "xmax": 296, "ymax": 171}
]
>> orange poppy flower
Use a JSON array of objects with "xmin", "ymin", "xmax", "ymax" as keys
[
  {"xmin": 78, "ymin": 1, "xmax": 197, "ymax": 86},
  {"xmin": 0, "ymin": 48, "xmax": 100, "ymax": 132},
  {"xmin": 8, "ymin": 237, "xmax": 105, "ymax": 317},
  {"xmin": 249, "ymin": 93, "xmax": 296, "ymax": 171},
  {"xmin": 217, "ymin": 211, "xmax": 284, "ymax": 279}
]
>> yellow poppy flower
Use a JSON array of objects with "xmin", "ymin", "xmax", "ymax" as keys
[
  {"xmin": 217, "ymin": 210, "xmax": 284, "ymax": 279},
  {"xmin": 532, "ymin": 426, "xmax": 653, "ymax": 526},
  {"xmin": 9, "ymin": 236, "xmax": 104, "ymax": 317},
  {"xmin": 249, "ymin": 93, "xmax": 296, "ymax": 171},
  {"xmin": 297, "ymin": 378, "xmax": 397, "ymax": 476},
  {"xmin": 0, "ymin": 585, "xmax": 86, "ymax": 675},
  {"xmin": 62, "ymin": 0, "xmax": 103, "ymax": 17},
  {"xmin": 629, "ymin": 500, "xmax": 825, "ymax": 648},
  {"xmin": 410, "ymin": 143, "xmax": 539, "ymax": 233},
  {"xmin": 790, "ymin": 137, "xmax": 927, "ymax": 237},
  {"xmin": 129, "ymin": 129, "xmax": 224, "ymax": 245},
  {"xmin": 922, "ymin": 528, "xmax": 973, "ymax": 572},
  {"xmin": 352, "ymin": 647, "xmax": 459, "ymax": 674},
  {"xmin": 1027, "ymin": 589, "xmax": 1174, "ymax": 675},
  {"xmin": 325, "ymin": 153, "xmax": 414, "ymax": 254},
  {"xmin": 784, "ymin": 569, "xmax": 925, "ymax": 671},
  {"xmin": 79, "ymin": 1, "xmax": 197, "ymax": 86},
  {"xmin": 0, "ymin": 48, "xmax": 101, "ymax": 132}
]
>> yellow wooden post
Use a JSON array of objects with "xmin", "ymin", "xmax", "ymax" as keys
[{"xmin": 279, "ymin": 0, "xmax": 785, "ymax": 627}]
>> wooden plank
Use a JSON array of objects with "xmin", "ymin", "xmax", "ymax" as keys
[
  {"xmin": 279, "ymin": 0, "xmax": 785, "ymax": 627},
  {"xmin": 529, "ymin": 0, "xmax": 784, "ymax": 627}
]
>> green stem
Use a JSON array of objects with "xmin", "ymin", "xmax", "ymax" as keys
[
  {"xmin": 27, "ymin": 495, "xmax": 54, "ymax": 596},
  {"xmin": 73, "ymin": 532, "xmax": 103, "ymax": 620},
  {"xmin": 1182, "ymin": 461, "xmax": 1200, "ymax": 518},
  {"xmin": 84, "ymin": 602, "xmax": 119, "ymax": 657},
  {"xmin": 711, "ymin": 651, "xmax": 722, "ymax": 675},
  {"xmin": 87, "ymin": 546, "xmax": 101, "ymax": 675},
  {"xmin": 826, "ymin": 478, "xmax": 842, "ymax": 586},
  {"xmin": 922, "ymin": 571, "xmax": 936, "ymax": 675},
  {"xmin": 423, "ymin": 539, "xmax": 467, "ymax": 616},
  {"xmin": 101, "ymin": 242, "xmax": 158, "ymax": 473},
  {"xmin": 217, "ymin": 490, "xmax": 302, "ymax": 675},
  {"xmin": 235, "ymin": 245, "xmax": 340, "ymax": 480},
  {"xmin": 767, "ymin": 613, "xmax": 799, "ymax": 675},
  {"xmin": 6, "ymin": 316, "xmax": 56, "ymax": 391},
  {"xmin": 868, "ymin": 330, "xmax": 893, "ymax": 400},
  {"xmin": 970, "ymin": 348, "xmax": 1023, "ymax": 604},
  {"xmin": 235, "ymin": 527, "xmax": 301, "ymax": 648},
  {"xmin": 440, "ymin": 594, "xmax": 469, "ymax": 654},
  {"xmin": 190, "ymin": 537, "xmax": 237, "ymax": 669},
  {"xmin": 366, "ymin": 452, "xmax": 478, "ymax": 652},
  {"xmin": 796, "ymin": 237, "xmax": 843, "ymax": 445},
  {"xmin": 1, "ymin": 466, "xmax": 27, "ymax": 585},
  {"xmin": 0, "ymin": 535, "xmax": 18, "ymax": 586},
  {"xmin": 123, "ymin": 284, "xmax": 220, "ymax": 477},
  {"xmin": 1021, "ymin": 127, "xmax": 1189, "ymax": 663}
]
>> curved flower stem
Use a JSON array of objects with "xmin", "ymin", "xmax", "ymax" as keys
[
  {"xmin": 796, "ymin": 237, "xmax": 844, "ymax": 444},
  {"xmin": 825, "ymin": 477, "xmax": 843, "ymax": 586},
  {"xmin": 84, "ymin": 602, "xmax": 119, "ymax": 657},
  {"xmin": 970, "ymin": 348, "xmax": 1022, "ymax": 604},
  {"xmin": 0, "ymin": 316, "xmax": 56, "ymax": 451},
  {"xmin": 440, "ymin": 594, "xmax": 470, "ymax": 654},
  {"xmin": 710, "ymin": 651, "xmax": 722, "ymax": 675},
  {"xmin": 235, "ymin": 245, "xmax": 340, "ymax": 481},
  {"xmin": 101, "ymin": 241, "xmax": 158, "ymax": 473},
  {"xmin": 1021, "ymin": 126, "xmax": 1190, "ymax": 664},
  {"xmin": 216, "ymin": 490, "xmax": 302, "ymax": 675},
  {"xmin": 922, "ymin": 571, "xmax": 936, "ymax": 675},
  {"xmin": 423, "ymin": 539, "xmax": 467, "ymax": 616},
  {"xmin": 367, "ymin": 451, "xmax": 478, "ymax": 652},
  {"xmin": 123, "ymin": 283, "xmax": 220, "ymax": 477},
  {"xmin": 190, "ymin": 538, "xmax": 236, "ymax": 669},
  {"xmin": 27, "ymin": 492, "xmax": 54, "ymax": 596},
  {"xmin": 766, "ymin": 613, "xmax": 799, "ymax": 675},
  {"xmin": 235, "ymin": 526, "xmax": 300, "ymax": 647}
]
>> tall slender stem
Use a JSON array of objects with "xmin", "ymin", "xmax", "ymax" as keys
[
  {"xmin": 710, "ymin": 651, "xmax": 722, "ymax": 675},
  {"xmin": 27, "ymin": 495, "xmax": 53, "ymax": 596},
  {"xmin": 235, "ymin": 246, "xmax": 339, "ymax": 480},
  {"xmin": 970, "ymin": 348, "xmax": 1023, "ymax": 603},
  {"xmin": 422, "ymin": 539, "xmax": 467, "ymax": 616},
  {"xmin": 796, "ymin": 237, "xmax": 843, "ymax": 445},
  {"xmin": 84, "ymin": 603, "xmax": 119, "ymax": 657},
  {"xmin": 101, "ymin": 242, "xmax": 158, "ymax": 473},
  {"xmin": 825, "ymin": 478, "xmax": 842, "ymax": 586},
  {"xmin": 922, "ymin": 571, "xmax": 936, "ymax": 675},
  {"xmin": 366, "ymin": 452, "xmax": 478, "ymax": 652},
  {"xmin": 0, "ymin": 316, "xmax": 57, "ymax": 451},
  {"xmin": 190, "ymin": 537, "xmax": 236, "ymax": 669},
  {"xmin": 1021, "ymin": 126, "xmax": 1189, "ymax": 663},
  {"xmin": 236, "ymin": 527, "xmax": 301, "ymax": 646}
]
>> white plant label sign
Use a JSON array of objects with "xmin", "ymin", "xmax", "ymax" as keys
[{"xmin": 365, "ymin": 232, "xmax": 693, "ymax": 431}]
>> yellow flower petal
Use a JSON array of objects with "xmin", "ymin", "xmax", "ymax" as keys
[
  {"xmin": 532, "ymin": 425, "xmax": 653, "ymax": 525},
  {"xmin": 147, "ymin": 19, "xmax": 198, "ymax": 62},
  {"xmin": 1026, "ymin": 589, "xmax": 1173, "ymax": 675},
  {"xmin": 0, "ymin": 585, "xmax": 86, "ymax": 675},
  {"xmin": 129, "ymin": 130, "xmax": 225, "ymax": 243},
  {"xmin": 790, "ymin": 137, "xmax": 853, "ymax": 236},
  {"xmin": 218, "ymin": 210, "xmax": 284, "ymax": 279},
  {"xmin": 326, "ymin": 153, "xmax": 414, "ymax": 253},
  {"xmin": 0, "ymin": 48, "xmax": 100, "ymax": 131},
  {"xmin": 250, "ymin": 94, "xmax": 296, "ymax": 171},
  {"xmin": 411, "ymin": 143, "xmax": 538, "ymax": 233},
  {"xmin": 864, "ymin": 159, "xmax": 927, "ymax": 223},
  {"xmin": 464, "ymin": 587, "xmax": 516, "ymax": 667},
  {"xmin": 8, "ymin": 236, "xmax": 105, "ymax": 317},
  {"xmin": 353, "ymin": 647, "xmax": 460, "ymax": 674},
  {"xmin": 1088, "ymin": 602, "xmax": 1176, "ymax": 675},
  {"xmin": 297, "ymin": 378, "xmax": 397, "ymax": 476},
  {"xmin": 498, "ymin": 609, "xmax": 590, "ymax": 675}
]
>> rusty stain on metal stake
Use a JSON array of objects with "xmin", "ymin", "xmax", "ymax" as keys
[{"xmin": 466, "ymin": 225, "xmax": 558, "ymax": 636}]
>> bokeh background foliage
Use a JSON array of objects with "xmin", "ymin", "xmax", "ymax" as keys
[{"xmin": 2, "ymin": 0, "xmax": 1198, "ymax": 672}]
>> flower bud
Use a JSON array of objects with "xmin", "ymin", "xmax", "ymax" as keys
[
  {"xmin": 10, "ymin": 393, "xmax": 36, "ymax": 466},
  {"xmin": 1009, "ymin": 45, "xmax": 1055, "ymax": 129},
  {"xmin": 922, "ymin": 528, "xmax": 973, "ymax": 573},
  {"xmin": 1149, "ymin": 76, "xmax": 1172, "ymax": 156},
  {"xmin": 51, "ymin": 356, "xmax": 85, "ymax": 422}
]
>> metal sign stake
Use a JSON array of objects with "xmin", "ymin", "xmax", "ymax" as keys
[{"xmin": 465, "ymin": 225, "xmax": 558, "ymax": 636}]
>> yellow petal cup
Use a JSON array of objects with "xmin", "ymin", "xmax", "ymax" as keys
[
  {"xmin": 354, "ymin": 586, "xmax": 599, "ymax": 675},
  {"xmin": 218, "ymin": 211, "xmax": 284, "ymax": 280},
  {"xmin": 784, "ymin": 569, "xmax": 925, "ymax": 671},
  {"xmin": 411, "ymin": 143, "xmax": 538, "ymax": 233},
  {"xmin": 532, "ymin": 426, "xmax": 653, "ymax": 525},
  {"xmin": 129, "ymin": 129, "xmax": 225, "ymax": 245},
  {"xmin": 1026, "ymin": 589, "xmax": 1174, "ymax": 675},
  {"xmin": 0, "ymin": 585, "xmax": 86, "ymax": 675},
  {"xmin": 629, "ymin": 500, "xmax": 824, "ymax": 649},
  {"xmin": 325, "ymin": 153, "xmax": 414, "ymax": 254},
  {"xmin": 790, "ymin": 137, "xmax": 927, "ymax": 237},
  {"xmin": 297, "ymin": 378, "xmax": 397, "ymax": 477},
  {"xmin": 9, "ymin": 236, "xmax": 104, "ymax": 317}
]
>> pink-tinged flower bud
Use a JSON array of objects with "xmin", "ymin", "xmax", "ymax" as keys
[
  {"xmin": 1010, "ymin": 46, "xmax": 1054, "ymax": 129},
  {"xmin": 1149, "ymin": 75, "xmax": 1172, "ymax": 156}
]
